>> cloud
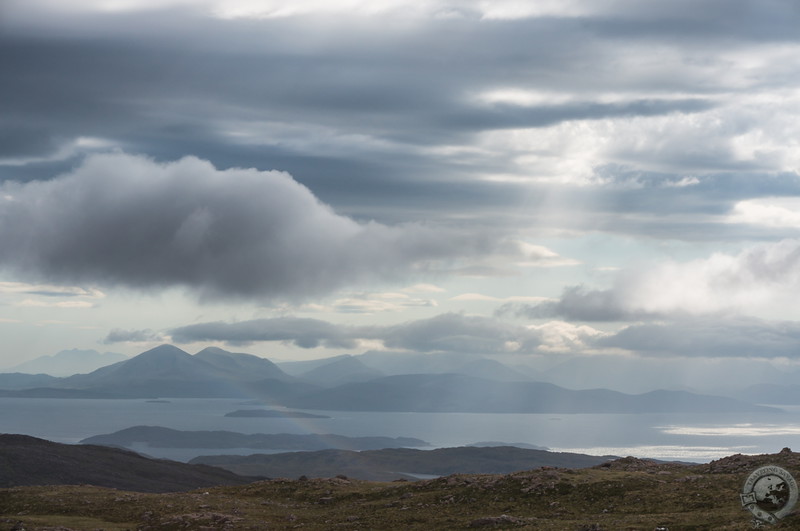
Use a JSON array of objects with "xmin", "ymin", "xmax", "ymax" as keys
[
  {"xmin": 16, "ymin": 299, "xmax": 95, "ymax": 309},
  {"xmin": 526, "ymin": 320, "xmax": 609, "ymax": 353},
  {"xmin": 453, "ymin": 293, "xmax": 547, "ymax": 303},
  {"xmin": 330, "ymin": 293, "xmax": 438, "ymax": 314},
  {"xmin": 103, "ymin": 328, "xmax": 164, "ymax": 344},
  {"xmin": 504, "ymin": 239, "xmax": 800, "ymax": 321},
  {"xmin": 169, "ymin": 312, "xmax": 543, "ymax": 354},
  {"xmin": 0, "ymin": 282, "xmax": 104, "ymax": 298},
  {"xmin": 595, "ymin": 316, "xmax": 800, "ymax": 358},
  {"xmin": 727, "ymin": 198, "xmax": 800, "ymax": 229},
  {"xmin": 169, "ymin": 317, "xmax": 359, "ymax": 348},
  {"xmin": 498, "ymin": 286, "xmax": 644, "ymax": 322},
  {"xmin": 0, "ymin": 153, "xmax": 508, "ymax": 300},
  {"xmin": 377, "ymin": 312, "xmax": 541, "ymax": 354}
]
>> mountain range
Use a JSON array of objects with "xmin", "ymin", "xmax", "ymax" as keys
[
  {"xmin": 0, "ymin": 344, "xmax": 782, "ymax": 413},
  {"xmin": 2, "ymin": 349, "xmax": 128, "ymax": 377}
]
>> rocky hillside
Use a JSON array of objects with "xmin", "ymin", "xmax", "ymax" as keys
[{"xmin": 3, "ymin": 448, "xmax": 800, "ymax": 529}]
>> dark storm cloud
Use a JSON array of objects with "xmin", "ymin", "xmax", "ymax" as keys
[
  {"xmin": 0, "ymin": 153, "xmax": 507, "ymax": 299},
  {"xmin": 167, "ymin": 312, "xmax": 541, "ymax": 354},
  {"xmin": 594, "ymin": 317, "xmax": 800, "ymax": 358}
]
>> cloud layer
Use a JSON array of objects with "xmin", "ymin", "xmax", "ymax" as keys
[
  {"xmin": 0, "ymin": 153, "xmax": 503, "ymax": 299},
  {"xmin": 167, "ymin": 312, "xmax": 542, "ymax": 354}
]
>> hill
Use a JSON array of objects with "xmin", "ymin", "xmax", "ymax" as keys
[
  {"xmin": 3, "ymin": 349, "xmax": 127, "ymax": 377},
  {"xmin": 0, "ymin": 372, "xmax": 60, "ymax": 390},
  {"xmin": 80, "ymin": 426, "xmax": 428, "ymax": 451},
  {"xmin": 285, "ymin": 373, "xmax": 780, "ymax": 414},
  {"xmin": 0, "ymin": 434, "xmax": 256, "ymax": 493},
  {"xmin": 297, "ymin": 355, "xmax": 384, "ymax": 386},
  {"xmin": 190, "ymin": 446, "xmax": 615, "ymax": 481},
  {"xmin": 3, "ymin": 448, "xmax": 799, "ymax": 529}
]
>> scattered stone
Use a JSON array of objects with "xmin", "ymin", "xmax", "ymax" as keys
[
  {"xmin": 138, "ymin": 512, "xmax": 239, "ymax": 531},
  {"xmin": 468, "ymin": 514, "xmax": 529, "ymax": 527}
]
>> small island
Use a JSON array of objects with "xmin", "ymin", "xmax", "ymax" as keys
[{"xmin": 224, "ymin": 409, "xmax": 330, "ymax": 419}]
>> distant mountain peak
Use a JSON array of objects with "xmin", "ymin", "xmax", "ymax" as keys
[
  {"xmin": 136, "ymin": 344, "xmax": 192, "ymax": 359},
  {"xmin": 4, "ymin": 349, "xmax": 128, "ymax": 377},
  {"xmin": 194, "ymin": 346, "xmax": 231, "ymax": 356}
]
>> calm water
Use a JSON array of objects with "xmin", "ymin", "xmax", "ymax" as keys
[{"xmin": 0, "ymin": 397, "xmax": 797, "ymax": 463}]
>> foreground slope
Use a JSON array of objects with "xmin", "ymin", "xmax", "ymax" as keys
[
  {"xmin": 3, "ymin": 450, "xmax": 799, "ymax": 529},
  {"xmin": 0, "ymin": 434, "xmax": 256, "ymax": 493}
]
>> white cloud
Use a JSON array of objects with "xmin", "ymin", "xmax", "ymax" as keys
[
  {"xmin": 331, "ymin": 292, "xmax": 438, "ymax": 313},
  {"xmin": 0, "ymin": 282, "xmax": 105, "ymax": 298},
  {"xmin": 16, "ymin": 299, "xmax": 96, "ymax": 309},
  {"xmin": 728, "ymin": 198, "xmax": 800, "ymax": 228},
  {"xmin": 514, "ymin": 239, "xmax": 800, "ymax": 321},
  {"xmin": 402, "ymin": 283, "xmax": 446, "ymax": 293},
  {"xmin": 527, "ymin": 320, "xmax": 608, "ymax": 353},
  {"xmin": 450, "ymin": 293, "xmax": 549, "ymax": 303},
  {"xmin": 619, "ymin": 240, "xmax": 800, "ymax": 316}
]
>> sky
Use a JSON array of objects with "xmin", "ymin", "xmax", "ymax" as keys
[{"xmin": 2, "ymin": 0, "xmax": 800, "ymax": 379}]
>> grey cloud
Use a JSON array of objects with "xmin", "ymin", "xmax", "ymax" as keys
[
  {"xmin": 103, "ymin": 328, "xmax": 164, "ymax": 344},
  {"xmin": 497, "ymin": 286, "xmax": 659, "ymax": 322},
  {"xmin": 439, "ymin": 99, "xmax": 714, "ymax": 131},
  {"xmin": 594, "ymin": 317, "xmax": 800, "ymax": 358},
  {"xmin": 379, "ymin": 313, "xmax": 540, "ymax": 354},
  {"xmin": 168, "ymin": 312, "xmax": 541, "ymax": 354},
  {"xmin": 0, "ymin": 153, "xmax": 504, "ymax": 299},
  {"xmin": 170, "ymin": 318, "xmax": 357, "ymax": 349}
]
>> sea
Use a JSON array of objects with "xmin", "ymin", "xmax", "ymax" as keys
[{"xmin": 1, "ymin": 397, "xmax": 798, "ymax": 464}]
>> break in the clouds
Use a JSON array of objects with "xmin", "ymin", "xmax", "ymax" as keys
[{"xmin": 0, "ymin": 153, "xmax": 515, "ymax": 299}]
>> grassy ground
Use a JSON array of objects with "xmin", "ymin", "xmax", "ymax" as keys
[{"xmin": 3, "ymin": 453, "xmax": 800, "ymax": 530}]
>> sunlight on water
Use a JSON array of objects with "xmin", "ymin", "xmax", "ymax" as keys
[
  {"xmin": 659, "ymin": 424, "xmax": 800, "ymax": 437},
  {"xmin": 550, "ymin": 445, "xmax": 759, "ymax": 462}
]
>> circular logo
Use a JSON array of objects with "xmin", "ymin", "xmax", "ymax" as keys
[{"xmin": 741, "ymin": 466, "xmax": 798, "ymax": 525}]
